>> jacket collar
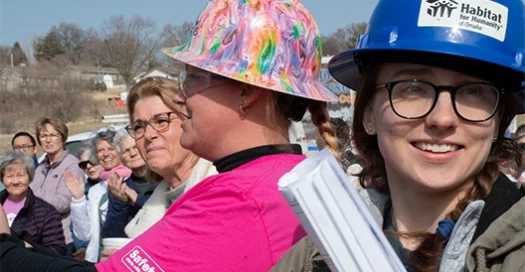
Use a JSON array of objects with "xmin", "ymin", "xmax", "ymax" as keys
[
  {"xmin": 466, "ymin": 188, "xmax": 525, "ymax": 271},
  {"xmin": 0, "ymin": 187, "xmax": 36, "ymax": 211},
  {"xmin": 42, "ymin": 149, "xmax": 70, "ymax": 169},
  {"xmin": 471, "ymin": 174, "xmax": 524, "ymax": 242}
]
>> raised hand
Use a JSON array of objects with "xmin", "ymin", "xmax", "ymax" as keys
[{"xmin": 64, "ymin": 171, "xmax": 85, "ymax": 200}]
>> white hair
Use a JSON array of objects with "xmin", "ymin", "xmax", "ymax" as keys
[{"xmin": 113, "ymin": 128, "xmax": 132, "ymax": 156}]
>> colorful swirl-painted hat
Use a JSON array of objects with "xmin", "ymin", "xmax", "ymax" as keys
[{"xmin": 162, "ymin": 0, "xmax": 338, "ymax": 102}]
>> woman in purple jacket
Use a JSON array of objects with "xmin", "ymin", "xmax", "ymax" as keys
[{"xmin": 31, "ymin": 117, "xmax": 84, "ymax": 256}]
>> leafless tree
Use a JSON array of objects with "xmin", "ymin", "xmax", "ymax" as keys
[
  {"xmin": 81, "ymin": 28, "xmax": 105, "ymax": 66},
  {"xmin": 161, "ymin": 21, "xmax": 193, "ymax": 69},
  {"xmin": 330, "ymin": 22, "xmax": 368, "ymax": 51},
  {"xmin": 100, "ymin": 15, "xmax": 162, "ymax": 85},
  {"xmin": 321, "ymin": 35, "xmax": 343, "ymax": 56},
  {"xmin": 162, "ymin": 21, "xmax": 193, "ymax": 48}
]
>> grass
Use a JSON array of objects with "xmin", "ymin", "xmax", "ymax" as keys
[{"xmin": 0, "ymin": 88, "xmax": 128, "ymax": 155}]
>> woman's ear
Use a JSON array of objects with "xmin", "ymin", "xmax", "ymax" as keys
[
  {"xmin": 362, "ymin": 103, "xmax": 376, "ymax": 135},
  {"xmin": 239, "ymin": 84, "xmax": 263, "ymax": 108}
]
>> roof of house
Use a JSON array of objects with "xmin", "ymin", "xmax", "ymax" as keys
[
  {"xmin": 66, "ymin": 65, "xmax": 120, "ymax": 75},
  {"xmin": 0, "ymin": 67, "xmax": 62, "ymax": 79},
  {"xmin": 133, "ymin": 66, "xmax": 182, "ymax": 81}
]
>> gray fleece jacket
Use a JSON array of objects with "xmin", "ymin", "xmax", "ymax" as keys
[{"xmin": 270, "ymin": 165, "xmax": 525, "ymax": 272}]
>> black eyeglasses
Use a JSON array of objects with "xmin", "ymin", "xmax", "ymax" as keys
[
  {"xmin": 377, "ymin": 79, "xmax": 502, "ymax": 122},
  {"xmin": 13, "ymin": 144, "xmax": 35, "ymax": 151},
  {"xmin": 126, "ymin": 112, "xmax": 180, "ymax": 140}
]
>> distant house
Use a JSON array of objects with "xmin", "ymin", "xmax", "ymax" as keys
[
  {"xmin": 0, "ymin": 68, "xmax": 21, "ymax": 91},
  {"xmin": 0, "ymin": 66, "xmax": 61, "ymax": 91},
  {"xmin": 64, "ymin": 65, "xmax": 123, "ymax": 86},
  {"xmin": 0, "ymin": 65, "xmax": 127, "ymax": 92},
  {"xmin": 92, "ymin": 75, "xmax": 113, "ymax": 89},
  {"xmin": 321, "ymin": 55, "xmax": 333, "ymax": 66},
  {"xmin": 133, "ymin": 67, "xmax": 181, "ymax": 83}
]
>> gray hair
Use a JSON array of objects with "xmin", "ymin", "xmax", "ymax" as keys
[
  {"xmin": 113, "ymin": 128, "xmax": 132, "ymax": 156},
  {"xmin": 0, "ymin": 151, "xmax": 36, "ymax": 182},
  {"xmin": 78, "ymin": 138, "xmax": 98, "ymax": 164},
  {"xmin": 514, "ymin": 124, "xmax": 525, "ymax": 140},
  {"xmin": 92, "ymin": 129, "xmax": 117, "ymax": 164}
]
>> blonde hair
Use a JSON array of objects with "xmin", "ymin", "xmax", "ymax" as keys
[
  {"xmin": 127, "ymin": 77, "xmax": 183, "ymax": 124},
  {"xmin": 35, "ymin": 117, "xmax": 68, "ymax": 145}
]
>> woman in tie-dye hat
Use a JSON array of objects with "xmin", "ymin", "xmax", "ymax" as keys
[
  {"xmin": 98, "ymin": 0, "xmax": 340, "ymax": 270},
  {"xmin": 0, "ymin": 0, "xmax": 340, "ymax": 271}
]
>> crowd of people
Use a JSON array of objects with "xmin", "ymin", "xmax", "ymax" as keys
[{"xmin": 0, "ymin": 0, "xmax": 524, "ymax": 271}]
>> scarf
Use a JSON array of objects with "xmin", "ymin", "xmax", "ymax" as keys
[{"xmin": 99, "ymin": 164, "xmax": 132, "ymax": 181}]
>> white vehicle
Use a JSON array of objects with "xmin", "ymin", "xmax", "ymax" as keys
[{"xmin": 38, "ymin": 124, "xmax": 127, "ymax": 163}]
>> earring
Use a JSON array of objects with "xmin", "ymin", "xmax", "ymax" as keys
[
  {"xmin": 367, "ymin": 127, "xmax": 373, "ymax": 132},
  {"xmin": 239, "ymin": 101, "xmax": 247, "ymax": 120},
  {"xmin": 493, "ymin": 136, "xmax": 498, "ymax": 142}
]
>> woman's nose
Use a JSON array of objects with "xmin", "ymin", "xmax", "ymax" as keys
[{"xmin": 424, "ymin": 92, "xmax": 459, "ymax": 130}]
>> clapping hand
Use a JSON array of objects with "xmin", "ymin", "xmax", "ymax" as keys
[{"xmin": 107, "ymin": 172, "xmax": 129, "ymax": 203}]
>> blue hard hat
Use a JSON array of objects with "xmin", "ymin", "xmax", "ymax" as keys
[{"xmin": 328, "ymin": 0, "xmax": 525, "ymax": 113}]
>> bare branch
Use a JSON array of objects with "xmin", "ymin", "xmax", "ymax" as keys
[{"xmin": 100, "ymin": 15, "xmax": 162, "ymax": 85}]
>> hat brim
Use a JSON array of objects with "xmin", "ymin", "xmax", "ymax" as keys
[
  {"xmin": 328, "ymin": 44, "xmax": 525, "ymax": 114},
  {"xmin": 162, "ymin": 46, "xmax": 339, "ymax": 103}
]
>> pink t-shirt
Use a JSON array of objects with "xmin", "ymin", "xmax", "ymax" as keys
[
  {"xmin": 96, "ymin": 154, "xmax": 306, "ymax": 272},
  {"xmin": 3, "ymin": 197, "xmax": 25, "ymax": 227}
]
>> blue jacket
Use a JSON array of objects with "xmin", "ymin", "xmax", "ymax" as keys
[{"xmin": 100, "ymin": 175, "xmax": 156, "ymax": 238}]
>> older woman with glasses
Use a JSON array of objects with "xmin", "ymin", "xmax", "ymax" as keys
[
  {"xmin": 76, "ymin": 140, "xmax": 104, "ymax": 194},
  {"xmin": 64, "ymin": 130, "xmax": 131, "ymax": 263},
  {"xmin": 31, "ymin": 117, "xmax": 84, "ymax": 256},
  {"xmin": 0, "ymin": 0, "xmax": 336, "ymax": 270},
  {"xmin": 0, "ymin": 151, "xmax": 66, "ymax": 254},
  {"xmin": 97, "ymin": 0, "xmax": 338, "ymax": 270},
  {"xmin": 117, "ymin": 77, "xmax": 217, "ymax": 241},
  {"xmin": 68, "ymin": 139, "xmax": 104, "ymax": 260}
]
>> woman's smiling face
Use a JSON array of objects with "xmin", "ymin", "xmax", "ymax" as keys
[{"xmin": 365, "ymin": 62, "xmax": 501, "ymax": 193}]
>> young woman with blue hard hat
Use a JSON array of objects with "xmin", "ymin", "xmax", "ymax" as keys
[{"xmin": 272, "ymin": 0, "xmax": 525, "ymax": 271}]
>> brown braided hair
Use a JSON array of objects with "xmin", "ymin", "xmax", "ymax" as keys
[
  {"xmin": 264, "ymin": 91, "xmax": 340, "ymax": 160},
  {"xmin": 308, "ymin": 101, "xmax": 340, "ymax": 161}
]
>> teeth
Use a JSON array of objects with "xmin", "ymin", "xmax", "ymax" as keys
[{"xmin": 414, "ymin": 143, "xmax": 458, "ymax": 153}]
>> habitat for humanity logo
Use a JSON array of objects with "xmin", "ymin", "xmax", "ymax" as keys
[
  {"xmin": 417, "ymin": 0, "xmax": 508, "ymax": 42},
  {"xmin": 426, "ymin": 0, "xmax": 458, "ymax": 18}
]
